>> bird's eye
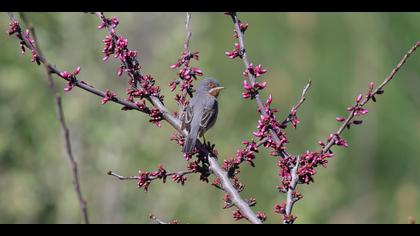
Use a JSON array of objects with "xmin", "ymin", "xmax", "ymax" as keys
[{"xmin": 208, "ymin": 82, "xmax": 215, "ymax": 88}]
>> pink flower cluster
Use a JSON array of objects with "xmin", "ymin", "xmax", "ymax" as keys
[
  {"xmin": 97, "ymin": 14, "xmax": 164, "ymax": 127},
  {"xmin": 102, "ymin": 89, "xmax": 117, "ymax": 104},
  {"xmin": 255, "ymin": 96, "xmax": 289, "ymax": 156},
  {"xmin": 172, "ymin": 174, "xmax": 187, "ymax": 185},
  {"xmin": 126, "ymin": 74, "xmax": 162, "ymax": 101},
  {"xmin": 232, "ymin": 209, "xmax": 244, "ymax": 221},
  {"xmin": 136, "ymin": 159, "xmax": 211, "ymax": 191},
  {"xmin": 274, "ymin": 202, "xmax": 297, "ymax": 224},
  {"xmin": 170, "ymin": 50, "xmax": 199, "ymax": 69},
  {"xmin": 242, "ymin": 80, "xmax": 267, "ymax": 99},
  {"xmin": 297, "ymin": 151, "xmax": 335, "ymax": 184},
  {"xmin": 97, "ymin": 16, "xmax": 119, "ymax": 30},
  {"xmin": 243, "ymin": 63, "xmax": 267, "ymax": 78},
  {"xmin": 60, "ymin": 67, "xmax": 81, "ymax": 92},
  {"xmin": 7, "ymin": 21, "xmax": 41, "ymax": 65},
  {"xmin": 221, "ymin": 140, "xmax": 259, "ymax": 187},
  {"xmin": 336, "ymin": 91, "xmax": 372, "ymax": 128},
  {"xmin": 286, "ymin": 108, "xmax": 301, "ymax": 128},
  {"xmin": 278, "ymin": 151, "xmax": 334, "ymax": 194},
  {"xmin": 225, "ymin": 43, "xmax": 243, "ymax": 59},
  {"xmin": 241, "ymin": 60, "xmax": 268, "ymax": 100},
  {"xmin": 137, "ymin": 165, "xmax": 167, "ymax": 191},
  {"xmin": 236, "ymin": 140, "xmax": 258, "ymax": 167},
  {"xmin": 170, "ymin": 132, "xmax": 185, "ymax": 147},
  {"xmin": 233, "ymin": 20, "xmax": 249, "ymax": 38},
  {"xmin": 169, "ymin": 50, "xmax": 203, "ymax": 107},
  {"xmin": 7, "ymin": 20, "xmax": 20, "ymax": 36},
  {"xmin": 148, "ymin": 108, "xmax": 164, "ymax": 127}
]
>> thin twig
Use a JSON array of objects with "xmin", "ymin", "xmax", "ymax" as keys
[
  {"xmin": 16, "ymin": 12, "xmax": 89, "ymax": 224},
  {"xmin": 107, "ymin": 170, "xmax": 195, "ymax": 181},
  {"xmin": 281, "ymin": 81, "xmax": 312, "ymax": 127},
  {"xmin": 184, "ymin": 12, "xmax": 192, "ymax": 51},
  {"xmin": 107, "ymin": 171, "xmax": 138, "ymax": 180}
]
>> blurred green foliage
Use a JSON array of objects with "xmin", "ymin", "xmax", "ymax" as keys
[{"xmin": 1, "ymin": 12, "xmax": 420, "ymax": 224}]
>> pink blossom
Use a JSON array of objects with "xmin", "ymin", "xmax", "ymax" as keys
[
  {"xmin": 172, "ymin": 174, "xmax": 187, "ymax": 185},
  {"xmin": 7, "ymin": 21, "xmax": 20, "ymax": 36},
  {"xmin": 336, "ymin": 116, "xmax": 346, "ymax": 122},
  {"xmin": 137, "ymin": 171, "xmax": 151, "ymax": 191},
  {"xmin": 74, "ymin": 66, "xmax": 81, "ymax": 75},
  {"xmin": 149, "ymin": 107, "xmax": 163, "ymax": 127},
  {"xmin": 256, "ymin": 212, "xmax": 266, "ymax": 222},
  {"xmin": 356, "ymin": 94, "xmax": 363, "ymax": 103},
  {"xmin": 232, "ymin": 210, "xmax": 245, "ymax": 221},
  {"xmin": 101, "ymin": 90, "xmax": 117, "ymax": 104},
  {"xmin": 225, "ymin": 43, "xmax": 242, "ymax": 59}
]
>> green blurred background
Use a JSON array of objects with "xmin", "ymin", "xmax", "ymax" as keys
[{"xmin": 0, "ymin": 12, "xmax": 420, "ymax": 224}]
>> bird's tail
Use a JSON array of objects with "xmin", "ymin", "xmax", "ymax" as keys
[{"xmin": 183, "ymin": 124, "xmax": 200, "ymax": 154}]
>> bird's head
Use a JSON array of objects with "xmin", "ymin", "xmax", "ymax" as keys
[{"xmin": 198, "ymin": 77, "xmax": 224, "ymax": 98}]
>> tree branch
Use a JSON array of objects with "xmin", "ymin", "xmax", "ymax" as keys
[
  {"xmin": 107, "ymin": 170, "xmax": 195, "ymax": 181},
  {"xmin": 207, "ymin": 157, "xmax": 261, "ymax": 223},
  {"xmin": 15, "ymin": 12, "xmax": 89, "ymax": 224},
  {"xmin": 284, "ymin": 156, "xmax": 300, "ymax": 224}
]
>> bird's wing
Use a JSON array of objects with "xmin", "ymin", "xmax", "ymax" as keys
[
  {"xmin": 199, "ymin": 98, "xmax": 218, "ymax": 137},
  {"xmin": 200, "ymin": 108, "xmax": 216, "ymax": 128},
  {"xmin": 181, "ymin": 105, "xmax": 193, "ymax": 131}
]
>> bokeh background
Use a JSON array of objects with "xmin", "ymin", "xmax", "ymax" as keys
[{"xmin": 0, "ymin": 12, "xmax": 420, "ymax": 224}]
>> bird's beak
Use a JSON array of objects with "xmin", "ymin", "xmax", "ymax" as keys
[{"xmin": 209, "ymin": 87, "xmax": 224, "ymax": 97}]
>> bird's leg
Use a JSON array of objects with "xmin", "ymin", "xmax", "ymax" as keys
[{"xmin": 203, "ymin": 135, "xmax": 207, "ymax": 146}]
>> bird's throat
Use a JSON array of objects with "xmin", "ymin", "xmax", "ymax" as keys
[{"xmin": 209, "ymin": 90, "xmax": 220, "ymax": 98}]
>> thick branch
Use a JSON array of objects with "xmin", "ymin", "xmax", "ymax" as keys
[
  {"xmin": 16, "ymin": 12, "xmax": 89, "ymax": 224},
  {"xmin": 284, "ymin": 156, "xmax": 300, "ymax": 224},
  {"xmin": 208, "ymin": 157, "xmax": 261, "ymax": 224}
]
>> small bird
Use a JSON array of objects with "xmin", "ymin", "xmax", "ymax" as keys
[{"xmin": 181, "ymin": 77, "xmax": 224, "ymax": 154}]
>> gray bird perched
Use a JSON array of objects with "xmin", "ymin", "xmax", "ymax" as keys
[{"xmin": 181, "ymin": 77, "xmax": 224, "ymax": 154}]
